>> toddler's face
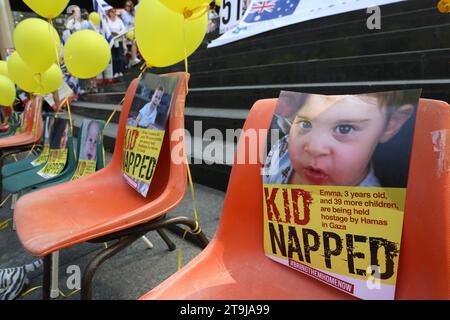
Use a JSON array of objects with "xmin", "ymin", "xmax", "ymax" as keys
[
  {"xmin": 150, "ymin": 89, "xmax": 163, "ymax": 109},
  {"xmin": 84, "ymin": 124, "xmax": 99, "ymax": 160},
  {"xmin": 288, "ymin": 95, "xmax": 389, "ymax": 186}
]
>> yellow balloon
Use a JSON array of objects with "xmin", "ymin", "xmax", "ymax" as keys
[
  {"xmin": 216, "ymin": 0, "xmax": 222, "ymax": 7},
  {"xmin": 14, "ymin": 18, "xmax": 61, "ymax": 73},
  {"xmin": 0, "ymin": 75, "xmax": 16, "ymax": 106},
  {"xmin": 35, "ymin": 64, "xmax": 63, "ymax": 95},
  {"xmin": 0, "ymin": 61, "xmax": 9, "ymax": 78},
  {"xmin": 136, "ymin": 0, "xmax": 207, "ymax": 67},
  {"xmin": 89, "ymin": 12, "xmax": 100, "ymax": 26},
  {"xmin": 23, "ymin": 0, "xmax": 70, "ymax": 19},
  {"xmin": 7, "ymin": 52, "xmax": 39, "ymax": 93},
  {"xmin": 126, "ymin": 30, "xmax": 135, "ymax": 41},
  {"xmin": 63, "ymin": 30, "xmax": 111, "ymax": 79},
  {"xmin": 160, "ymin": 0, "xmax": 210, "ymax": 18}
]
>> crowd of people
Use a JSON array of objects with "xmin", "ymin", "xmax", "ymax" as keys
[
  {"xmin": 58, "ymin": 1, "xmax": 226, "ymax": 97},
  {"xmin": 62, "ymin": 1, "xmax": 142, "ymax": 95}
]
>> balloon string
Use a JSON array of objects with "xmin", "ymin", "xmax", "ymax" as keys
[
  {"xmin": 65, "ymin": 98, "xmax": 77, "ymax": 160},
  {"xmin": 139, "ymin": 63, "xmax": 149, "ymax": 79},
  {"xmin": 48, "ymin": 18, "xmax": 61, "ymax": 66},
  {"xmin": 182, "ymin": 10, "xmax": 189, "ymax": 95},
  {"xmin": 102, "ymin": 96, "xmax": 124, "ymax": 168}
]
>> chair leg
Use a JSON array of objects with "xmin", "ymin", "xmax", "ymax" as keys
[
  {"xmin": 91, "ymin": 216, "xmax": 210, "ymax": 249},
  {"xmin": 42, "ymin": 254, "xmax": 52, "ymax": 300},
  {"xmin": 81, "ymin": 235, "xmax": 141, "ymax": 300},
  {"xmin": 140, "ymin": 235, "xmax": 154, "ymax": 249},
  {"xmin": 50, "ymin": 251, "xmax": 60, "ymax": 299},
  {"xmin": 156, "ymin": 228, "xmax": 176, "ymax": 251}
]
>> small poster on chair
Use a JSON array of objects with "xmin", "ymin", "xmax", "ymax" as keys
[
  {"xmin": 31, "ymin": 117, "xmax": 55, "ymax": 167},
  {"xmin": 262, "ymin": 89, "xmax": 422, "ymax": 300},
  {"xmin": 122, "ymin": 72, "xmax": 178, "ymax": 197},
  {"xmin": 71, "ymin": 119, "xmax": 103, "ymax": 180},
  {"xmin": 37, "ymin": 118, "xmax": 70, "ymax": 179}
]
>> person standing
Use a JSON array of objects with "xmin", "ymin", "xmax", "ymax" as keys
[
  {"xmin": 121, "ymin": 1, "xmax": 141, "ymax": 67},
  {"xmin": 106, "ymin": 8, "xmax": 126, "ymax": 78},
  {"xmin": 65, "ymin": 5, "xmax": 81, "ymax": 34}
]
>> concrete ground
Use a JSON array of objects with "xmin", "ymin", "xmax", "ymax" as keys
[{"xmin": 0, "ymin": 149, "xmax": 225, "ymax": 300}]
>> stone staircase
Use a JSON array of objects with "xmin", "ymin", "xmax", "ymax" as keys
[{"xmin": 70, "ymin": 0, "xmax": 450, "ymax": 191}]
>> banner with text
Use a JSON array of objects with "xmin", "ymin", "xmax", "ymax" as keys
[
  {"xmin": 210, "ymin": 0, "xmax": 404, "ymax": 47},
  {"xmin": 262, "ymin": 89, "xmax": 421, "ymax": 299},
  {"xmin": 122, "ymin": 73, "xmax": 178, "ymax": 197}
]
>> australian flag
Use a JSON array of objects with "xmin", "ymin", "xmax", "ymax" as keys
[{"xmin": 244, "ymin": 0, "xmax": 300, "ymax": 23}]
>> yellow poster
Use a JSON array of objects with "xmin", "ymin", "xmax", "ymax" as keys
[
  {"xmin": 262, "ymin": 90, "xmax": 422, "ymax": 299},
  {"xmin": 37, "ymin": 149, "xmax": 68, "ymax": 179},
  {"xmin": 263, "ymin": 184, "xmax": 405, "ymax": 299},
  {"xmin": 31, "ymin": 117, "xmax": 55, "ymax": 167},
  {"xmin": 31, "ymin": 144, "xmax": 49, "ymax": 167},
  {"xmin": 122, "ymin": 72, "xmax": 178, "ymax": 197},
  {"xmin": 71, "ymin": 160, "xmax": 96, "ymax": 180},
  {"xmin": 122, "ymin": 127, "xmax": 165, "ymax": 196},
  {"xmin": 37, "ymin": 118, "xmax": 70, "ymax": 179},
  {"xmin": 71, "ymin": 119, "xmax": 103, "ymax": 180}
]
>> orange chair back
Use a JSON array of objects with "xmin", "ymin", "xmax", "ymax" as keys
[
  {"xmin": 107, "ymin": 72, "xmax": 190, "ymax": 202},
  {"xmin": 214, "ymin": 98, "xmax": 450, "ymax": 299}
]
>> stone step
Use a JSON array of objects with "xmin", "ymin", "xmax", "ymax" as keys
[
  {"xmin": 70, "ymin": 101, "xmax": 247, "ymax": 136},
  {"xmin": 67, "ymin": 113, "xmax": 234, "ymax": 191},
  {"xmin": 78, "ymin": 78, "xmax": 450, "ymax": 110}
]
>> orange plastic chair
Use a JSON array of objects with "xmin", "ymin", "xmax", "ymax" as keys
[
  {"xmin": 14, "ymin": 73, "xmax": 209, "ymax": 300},
  {"xmin": 0, "ymin": 96, "xmax": 43, "ymax": 194},
  {"xmin": 0, "ymin": 96, "xmax": 43, "ymax": 150},
  {"xmin": 140, "ymin": 98, "xmax": 450, "ymax": 300}
]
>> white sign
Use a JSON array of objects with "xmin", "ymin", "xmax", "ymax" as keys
[
  {"xmin": 220, "ymin": 0, "xmax": 246, "ymax": 34},
  {"xmin": 210, "ymin": 0, "xmax": 405, "ymax": 47}
]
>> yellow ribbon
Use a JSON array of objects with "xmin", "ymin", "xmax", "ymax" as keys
[
  {"xmin": 65, "ymin": 98, "xmax": 77, "ymax": 160},
  {"xmin": 102, "ymin": 97, "xmax": 125, "ymax": 168},
  {"xmin": 21, "ymin": 286, "xmax": 80, "ymax": 299},
  {"xmin": 177, "ymin": 155, "xmax": 201, "ymax": 270},
  {"xmin": 0, "ymin": 218, "xmax": 12, "ymax": 231},
  {"xmin": 20, "ymin": 285, "xmax": 43, "ymax": 297}
]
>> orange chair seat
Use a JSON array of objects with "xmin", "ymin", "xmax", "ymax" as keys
[
  {"xmin": 140, "ymin": 238, "xmax": 352, "ymax": 300},
  {"xmin": 15, "ymin": 164, "xmax": 184, "ymax": 257},
  {"xmin": 15, "ymin": 75, "xmax": 188, "ymax": 258},
  {"xmin": 0, "ymin": 132, "xmax": 39, "ymax": 149},
  {"xmin": 140, "ymin": 98, "xmax": 450, "ymax": 300},
  {"xmin": 0, "ymin": 97, "xmax": 43, "ymax": 149}
]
